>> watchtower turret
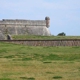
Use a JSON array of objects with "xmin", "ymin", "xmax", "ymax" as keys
[{"xmin": 45, "ymin": 16, "xmax": 50, "ymax": 28}]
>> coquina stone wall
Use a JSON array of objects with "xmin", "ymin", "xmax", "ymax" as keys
[
  {"xmin": 1, "ymin": 39, "xmax": 80, "ymax": 46},
  {"xmin": 0, "ymin": 17, "xmax": 51, "ymax": 40}
]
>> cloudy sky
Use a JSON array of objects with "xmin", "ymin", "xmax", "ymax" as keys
[{"xmin": 0, "ymin": 0, "xmax": 80, "ymax": 36}]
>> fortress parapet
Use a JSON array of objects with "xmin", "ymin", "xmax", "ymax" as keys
[{"xmin": 0, "ymin": 17, "xmax": 51, "ymax": 36}]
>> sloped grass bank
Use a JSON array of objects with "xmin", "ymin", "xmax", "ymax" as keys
[
  {"xmin": 12, "ymin": 35, "xmax": 80, "ymax": 40},
  {"xmin": 0, "ymin": 42, "xmax": 80, "ymax": 80}
]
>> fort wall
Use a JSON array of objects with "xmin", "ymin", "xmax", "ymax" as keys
[
  {"xmin": 1, "ymin": 39, "xmax": 80, "ymax": 46},
  {"xmin": 0, "ymin": 20, "xmax": 46, "ymax": 26},
  {"xmin": 0, "ymin": 17, "xmax": 51, "ymax": 37}
]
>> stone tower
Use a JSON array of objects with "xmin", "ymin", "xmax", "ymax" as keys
[{"xmin": 45, "ymin": 16, "xmax": 50, "ymax": 28}]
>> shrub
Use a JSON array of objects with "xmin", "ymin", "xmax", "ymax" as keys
[{"xmin": 57, "ymin": 32, "xmax": 66, "ymax": 36}]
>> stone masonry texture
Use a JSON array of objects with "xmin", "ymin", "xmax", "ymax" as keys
[{"xmin": 0, "ymin": 17, "xmax": 51, "ymax": 40}]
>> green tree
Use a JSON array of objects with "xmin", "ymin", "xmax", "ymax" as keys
[{"xmin": 57, "ymin": 32, "xmax": 66, "ymax": 36}]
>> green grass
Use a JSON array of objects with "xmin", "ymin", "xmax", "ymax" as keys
[
  {"xmin": 0, "ymin": 42, "xmax": 80, "ymax": 80},
  {"xmin": 12, "ymin": 35, "xmax": 80, "ymax": 40},
  {"xmin": 0, "ymin": 78, "xmax": 11, "ymax": 80}
]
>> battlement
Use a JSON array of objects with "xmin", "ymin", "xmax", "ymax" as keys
[
  {"xmin": 0, "ymin": 17, "xmax": 50, "ymax": 27},
  {"xmin": 0, "ymin": 20, "xmax": 46, "ymax": 26}
]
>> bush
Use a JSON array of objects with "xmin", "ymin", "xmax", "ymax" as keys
[{"xmin": 57, "ymin": 32, "xmax": 66, "ymax": 36}]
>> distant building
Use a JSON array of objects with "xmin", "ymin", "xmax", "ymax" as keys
[{"xmin": 0, "ymin": 17, "xmax": 51, "ymax": 38}]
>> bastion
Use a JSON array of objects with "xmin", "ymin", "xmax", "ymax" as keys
[{"xmin": 0, "ymin": 17, "xmax": 51, "ymax": 39}]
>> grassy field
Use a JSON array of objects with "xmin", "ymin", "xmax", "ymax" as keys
[
  {"xmin": 0, "ymin": 42, "xmax": 80, "ymax": 80},
  {"xmin": 12, "ymin": 35, "xmax": 80, "ymax": 40}
]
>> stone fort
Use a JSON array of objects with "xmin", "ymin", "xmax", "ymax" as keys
[{"xmin": 0, "ymin": 17, "xmax": 51, "ymax": 39}]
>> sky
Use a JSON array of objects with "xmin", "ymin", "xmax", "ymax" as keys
[{"xmin": 0, "ymin": 0, "xmax": 80, "ymax": 36}]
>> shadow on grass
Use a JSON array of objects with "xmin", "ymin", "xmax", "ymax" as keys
[
  {"xmin": 22, "ymin": 58, "xmax": 32, "ymax": 61},
  {"xmin": 20, "ymin": 77, "xmax": 35, "ymax": 80},
  {"xmin": 53, "ymin": 76, "xmax": 62, "ymax": 79},
  {"xmin": 43, "ymin": 61, "xmax": 52, "ymax": 63}
]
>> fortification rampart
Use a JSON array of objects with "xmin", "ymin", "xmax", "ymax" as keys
[
  {"xmin": 0, "ymin": 17, "xmax": 51, "ymax": 37},
  {"xmin": 1, "ymin": 39, "xmax": 80, "ymax": 46},
  {"xmin": 0, "ymin": 20, "xmax": 46, "ymax": 26}
]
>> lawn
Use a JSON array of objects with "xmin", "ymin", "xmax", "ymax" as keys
[
  {"xmin": 12, "ymin": 35, "xmax": 80, "ymax": 40},
  {"xmin": 0, "ymin": 42, "xmax": 80, "ymax": 80}
]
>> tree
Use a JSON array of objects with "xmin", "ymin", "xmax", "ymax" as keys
[{"xmin": 57, "ymin": 32, "xmax": 66, "ymax": 36}]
